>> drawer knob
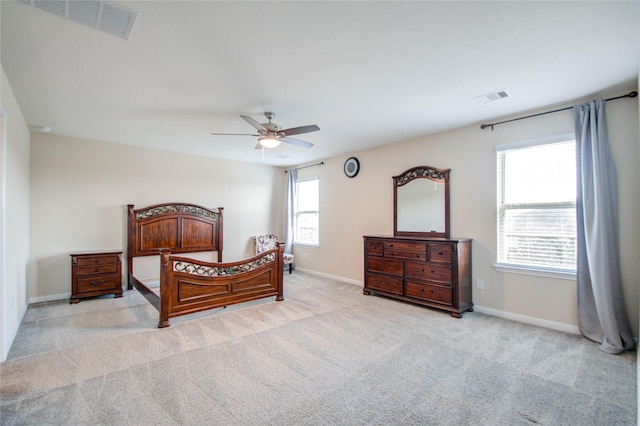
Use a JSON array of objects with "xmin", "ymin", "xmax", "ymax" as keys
[{"xmin": 438, "ymin": 252, "xmax": 444, "ymax": 256}]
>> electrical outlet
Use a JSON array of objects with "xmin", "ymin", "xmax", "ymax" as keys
[{"xmin": 476, "ymin": 279, "xmax": 484, "ymax": 290}]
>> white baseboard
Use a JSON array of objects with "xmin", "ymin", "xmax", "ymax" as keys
[
  {"xmin": 29, "ymin": 292, "xmax": 70, "ymax": 304},
  {"xmin": 294, "ymin": 267, "xmax": 362, "ymax": 286},
  {"xmin": 473, "ymin": 305, "xmax": 581, "ymax": 335}
]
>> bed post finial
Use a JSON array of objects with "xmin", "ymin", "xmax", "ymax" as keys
[{"xmin": 160, "ymin": 250, "xmax": 171, "ymax": 268}]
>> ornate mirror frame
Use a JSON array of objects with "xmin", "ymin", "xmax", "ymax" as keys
[{"xmin": 393, "ymin": 165, "xmax": 450, "ymax": 238}]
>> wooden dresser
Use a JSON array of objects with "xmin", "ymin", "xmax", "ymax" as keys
[
  {"xmin": 70, "ymin": 250, "xmax": 123, "ymax": 303},
  {"xmin": 363, "ymin": 235, "xmax": 472, "ymax": 317}
]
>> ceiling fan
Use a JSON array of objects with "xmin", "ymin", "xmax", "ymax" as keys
[{"xmin": 211, "ymin": 112, "xmax": 319, "ymax": 149}]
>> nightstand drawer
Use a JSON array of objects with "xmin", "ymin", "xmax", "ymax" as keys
[
  {"xmin": 77, "ymin": 275, "xmax": 118, "ymax": 293},
  {"xmin": 77, "ymin": 256, "xmax": 116, "ymax": 267},
  {"xmin": 78, "ymin": 264, "xmax": 117, "ymax": 275}
]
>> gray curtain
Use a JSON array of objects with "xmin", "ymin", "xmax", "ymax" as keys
[
  {"xmin": 574, "ymin": 99, "xmax": 634, "ymax": 354},
  {"xmin": 284, "ymin": 168, "xmax": 297, "ymax": 254}
]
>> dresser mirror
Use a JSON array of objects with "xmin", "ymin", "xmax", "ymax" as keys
[{"xmin": 393, "ymin": 165, "xmax": 450, "ymax": 238}]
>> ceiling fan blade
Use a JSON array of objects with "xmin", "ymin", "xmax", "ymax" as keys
[
  {"xmin": 241, "ymin": 115, "xmax": 268, "ymax": 132},
  {"xmin": 211, "ymin": 132, "xmax": 260, "ymax": 136},
  {"xmin": 280, "ymin": 124, "xmax": 320, "ymax": 137},
  {"xmin": 283, "ymin": 136, "xmax": 314, "ymax": 148}
]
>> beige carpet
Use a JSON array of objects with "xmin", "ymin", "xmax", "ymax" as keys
[{"xmin": 1, "ymin": 272, "xmax": 636, "ymax": 425}]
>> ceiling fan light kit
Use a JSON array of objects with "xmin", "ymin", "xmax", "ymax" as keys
[
  {"xmin": 211, "ymin": 112, "xmax": 319, "ymax": 150},
  {"xmin": 258, "ymin": 136, "xmax": 282, "ymax": 148}
]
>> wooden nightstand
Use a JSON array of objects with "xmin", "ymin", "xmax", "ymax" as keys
[{"xmin": 70, "ymin": 250, "xmax": 123, "ymax": 304}]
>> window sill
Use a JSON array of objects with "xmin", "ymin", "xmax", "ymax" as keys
[
  {"xmin": 493, "ymin": 263, "xmax": 576, "ymax": 280},
  {"xmin": 293, "ymin": 242, "xmax": 319, "ymax": 248}
]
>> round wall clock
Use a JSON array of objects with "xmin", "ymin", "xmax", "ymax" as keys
[{"xmin": 343, "ymin": 157, "xmax": 360, "ymax": 178}]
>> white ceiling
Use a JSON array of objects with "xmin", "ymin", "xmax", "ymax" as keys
[{"xmin": 2, "ymin": 1, "xmax": 639, "ymax": 167}]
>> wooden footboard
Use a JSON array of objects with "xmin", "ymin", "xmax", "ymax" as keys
[{"xmin": 157, "ymin": 245, "xmax": 284, "ymax": 328}]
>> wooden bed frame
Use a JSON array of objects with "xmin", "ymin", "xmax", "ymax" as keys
[{"xmin": 127, "ymin": 203, "xmax": 284, "ymax": 328}]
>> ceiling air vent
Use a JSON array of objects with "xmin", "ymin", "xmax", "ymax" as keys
[
  {"xmin": 16, "ymin": 0, "xmax": 138, "ymax": 40},
  {"xmin": 473, "ymin": 89, "xmax": 510, "ymax": 104}
]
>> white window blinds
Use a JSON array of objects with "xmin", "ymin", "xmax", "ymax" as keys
[
  {"xmin": 496, "ymin": 138, "xmax": 576, "ymax": 272},
  {"xmin": 294, "ymin": 178, "xmax": 319, "ymax": 246}
]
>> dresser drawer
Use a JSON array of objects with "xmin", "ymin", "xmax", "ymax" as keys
[
  {"xmin": 367, "ymin": 257, "xmax": 403, "ymax": 276},
  {"xmin": 366, "ymin": 273, "xmax": 403, "ymax": 295},
  {"xmin": 405, "ymin": 261, "xmax": 452, "ymax": 284},
  {"xmin": 406, "ymin": 281, "xmax": 452, "ymax": 306},
  {"xmin": 429, "ymin": 244, "xmax": 453, "ymax": 264},
  {"xmin": 77, "ymin": 275, "xmax": 118, "ymax": 293},
  {"xmin": 366, "ymin": 240, "xmax": 383, "ymax": 256},
  {"xmin": 384, "ymin": 250, "xmax": 427, "ymax": 261},
  {"xmin": 384, "ymin": 241, "xmax": 426, "ymax": 253}
]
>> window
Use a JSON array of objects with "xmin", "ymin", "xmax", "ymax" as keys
[
  {"xmin": 496, "ymin": 135, "xmax": 576, "ymax": 275},
  {"xmin": 294, "ymin": 177, "xmax": 319, "ymax": 246}
]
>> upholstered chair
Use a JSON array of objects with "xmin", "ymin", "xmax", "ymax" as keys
[{"xmin": 255, "ymin": 234, "xmax": 294, "ymax": 274}]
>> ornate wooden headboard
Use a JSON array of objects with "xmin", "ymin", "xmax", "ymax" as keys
[{"xmin": 127, "ymin": 203, "xmax": 224, "ymax": 268}]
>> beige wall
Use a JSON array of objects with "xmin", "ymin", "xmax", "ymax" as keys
[
  {"xmin": 29, "ymin": 133, "xmax": 286, "ymax": 300},
  {"xmin": 1, "ymin": 66, "xmax": 31, "ymax": 361},
  {"xmin": 294, "ymin": 90, "xmax": 639, "ymax": 336}
]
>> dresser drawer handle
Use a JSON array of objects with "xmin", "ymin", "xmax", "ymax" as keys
[
  {"xmin": 90, "ymin": 280, "xmax": 106, "ymax": 286},
  {"xmin": 438, "ymin": 252, "xmax": 444, "ymax": 256}
]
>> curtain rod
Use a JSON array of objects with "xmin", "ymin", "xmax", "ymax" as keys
[
  {"xmin": 285, "ymin": 161, "xmax": 324, "ymax": 173},
  {"xmin": 480, "ymin": 91, "xmax": 638, "ymax": 131}
]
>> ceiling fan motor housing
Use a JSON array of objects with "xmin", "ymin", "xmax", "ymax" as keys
[
  {"xmin": 262, "ymin": 112, "xmax": 282, "ymax": 133},
  {"xmin": 263, "ymin": 123, "xmax": 282, "ymax": 132}
]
